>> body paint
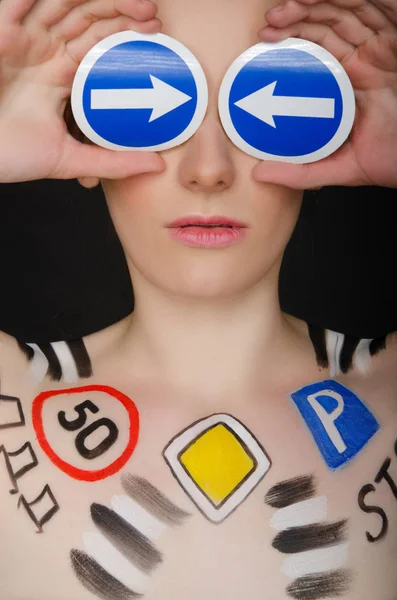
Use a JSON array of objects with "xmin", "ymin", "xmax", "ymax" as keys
[
  {"xmin": 0, "ymin": 394, "xmax": 25, "ymax": 429},
  {"xmin": 286, "ymin": 570, "xmax": 352, "ymax": 600},
  {"xmin": 357, "ymin": 436, "xmax": 397, "ymax": 543},
  {"xmin": 18, "ymin": 484, "xmax": 60, "ymax": 533},
  {"xmin": 90, "ymin": 503, "xmax": 163, "ymax": 573},
  {"xmin": 265, "ymin": 476, "xmax": 351, "ymax": 600},
  {"xmin": 163, "ymin": 413, "xmax": 271, "ymax": 523},
  {"xmin": 19, "ymin": 338, "xmax": 93, "ymax": 382},
  {"xmin": 0, "ymin": 392, "xmax": 60, "ymax": 532},
  {"xmin": 71, "ymin": 550, "xmax": 141, "ymax": 600},
  {"xmin": 0, "ymin": 441, "xmax": 39, "ymax": 494},
  {"xmin": 307, "ymin": 326, "xmax": 388, "ymax": 375},
  {"xmin": 72, "ymin": 476, "xmax": 188, "ymax": 599},
  {"xmin": 32, "ymin": 386, "xmax": 139, "ymax": 481},
  {"xmin": 291, "ymin": 380, "xmax": 379, "ymax": 470},
  {"xmin": 121, "ymin": 475, "xmax": 190, "ymax": 527}
]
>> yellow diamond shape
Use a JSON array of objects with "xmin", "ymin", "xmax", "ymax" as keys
[{"xmin": 179, "ymin": 424, "xmax": 256, "ymax": 506}]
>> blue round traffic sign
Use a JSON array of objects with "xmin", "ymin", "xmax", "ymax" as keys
[
  {"xmin": 72, "ymin": 32, "xmax": 208, "ymax": 151},
  {"xmin": 219, "ymin": 38, "xmax": 355, "ymax": 164}
]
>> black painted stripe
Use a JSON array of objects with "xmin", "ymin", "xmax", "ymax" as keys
[
  {"xmin": 17, "ymin": 340, "xmax": 34, "ymax": 361},
  {"xmin": 122, "ymin": 474, "xmax": 190, "ymax": 526},
  {"xmin": 91, "ymin": 503, "xmax": 162, "ymax": 574},
  {"xmin": 339, "ymin": 336, "xmax": 360, "ymax": 374},
  {"xmin": 71, "ymin": 549, "xmax": 141, "ymax": 600},
  {"xmin": 67, "ymin": 339, "xmax": 93, "ymax": 379},
  {"xmin": 308, "ymin": 324, "xmax": 329, "ymax": 370},
  {"xmin": 286, "ymin": 569, "xmax": 352, "ymax": 600},
  {"xmin": 369, "ymin": 336, "xmax": 387, "ymax": 357},
  {"xmin": 265, "ymin": 476, "xmax": 316, "ymax": 509},
  {"xmin": 272, "ymin": 520, "xmax": 348, "ymax": 554},
  {"xmin": 37, "ymin": 343, "xmax": 62, "ymax": 381}
]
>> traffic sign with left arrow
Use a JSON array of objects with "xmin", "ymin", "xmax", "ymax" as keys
[{"xmin": 219, "ymin": 38, "xmax": 355, "ymax": 164}]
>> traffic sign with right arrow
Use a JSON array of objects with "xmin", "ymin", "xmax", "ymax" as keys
[{"xmin": 72, "ymin": 32, "xmax": 208, "ymax": 151}]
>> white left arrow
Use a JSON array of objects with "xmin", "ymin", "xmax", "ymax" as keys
[
  {"xmin": 91, "ymin": 75, "xmax": 192, "ymax": 122},
  {"xmin": 235, "ymin": 80, "xmax": 335, "ymax": 128}
]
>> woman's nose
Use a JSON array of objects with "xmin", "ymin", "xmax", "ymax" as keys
[{"xmin": 177, "ymin": 113, "xmax": 235, "ymax": 193}]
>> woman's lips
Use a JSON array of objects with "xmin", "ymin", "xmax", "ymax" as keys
[
  {"xmin": 166, "ymin": 215, "xmax": 248, "ymax": 229},
  {"xmin": 167, "ymin": 225, "xmax": 247, "ymax": 248}
]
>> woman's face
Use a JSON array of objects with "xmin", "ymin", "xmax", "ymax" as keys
[{"xmin": 101, "ymin": 0, "xmax": 303, "ymax": 300}]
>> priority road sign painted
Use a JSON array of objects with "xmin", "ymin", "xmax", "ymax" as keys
[
  {"xmin": 71, "ymin": 31, "xmax": 208, "ymax": 151},
  {"xmin": 219, "ymin": 38, "xmax": 355, "ymax": 164}
]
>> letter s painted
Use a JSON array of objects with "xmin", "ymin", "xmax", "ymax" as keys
[{"xmin": 358, "ymin": 483, "xmax": 388, "ymax": 543}]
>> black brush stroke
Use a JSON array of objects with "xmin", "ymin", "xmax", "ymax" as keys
[
  {"xmin": 286, "ymin": 569, "xmax": 352, "ymax": 599},
  {"xmin": 265, "ymin": 475, "xmax": 316, "ymax": 509},
  {"xmin": 0, "ymin": 394, "xmax": 25, "ymax": 429},
  {"xmin": 71, "ymin": 549, "xmax": 142, "ymax": 600},
  {"xmin": 17, "ymin": 340, "xmax": 34, "ymax": 361},
  {"xmin": 38, "ymin": 343, "xmax": 62, "ymax": 381},
  {"xmin": 91, "ymin": 503, "xmax": 162, "ymax": 574},
  {"xmin": 339, "ymin": 337, "xmax": 360, "ymax": 374},
  {"xmin": 122, "ymin": 474, "xmax": 190, "ymax": 526},
  {"xmin": 272, "ymin": 520, "xmax": 348, "ymax": 554},
  {"xmin": 67, "ymin": 339, "xmax": 93, "ymax": 379},
  {"xmin": 308, "ymin": 324, "xmax": 329, "ymax": 370},
  {"xmin": 369, "ymin": 336, "xmax": 387, "ymax": 357}
]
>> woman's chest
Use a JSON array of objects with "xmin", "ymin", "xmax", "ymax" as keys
[{"xmin": 1, "ymin": 376, "xmax": 397, "ymax": 600}]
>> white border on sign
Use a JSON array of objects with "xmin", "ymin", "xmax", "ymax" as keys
[
  {"xmin": 163, "ymin": 414, "xmax": 271, "ymax": 523},
  {"xmin": 71, "ymin": 31, "xmax": 208, "ymax": 151},
  {"xmin": 218, "ymin": 38, "xmax": 356, "ymax": 164}
]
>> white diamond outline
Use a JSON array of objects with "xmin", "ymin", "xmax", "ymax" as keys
[{"xmin": 163, "ymin": 413, "xmax": 271, "ymax": 523}]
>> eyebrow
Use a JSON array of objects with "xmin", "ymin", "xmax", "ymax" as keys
[{"xmin": 121, "ymin": 474, "xmax": 190, "ymax": 526}]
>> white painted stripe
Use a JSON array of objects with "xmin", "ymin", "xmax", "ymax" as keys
[
  {"xmin": 354, "ymin": 338, "xmax": 373, "ymax": 374},
  {"xmin": 26, "ymin": 343, "xmax": 49, "ymax": 382},
  {"xmin": 83, "ymin": 532, "xmax": 149, "ymax": 594},
  {"xmin": 111, "ymin": 494, "xmax": 167, "ymax": 541},
  {"xmin": 326, "ymin": 330, "xmax": 345, "ymax": 377},
  {"xmin": 282, "ymin": 542, "xmax": 349, "ymax": 578},
  {"xmin": 270, "ymin": 496, "xmax": 328, "ymax": 531},
  {"xmin": 51, "ymin": 341, "xmax": 79, "ymax": 383}
]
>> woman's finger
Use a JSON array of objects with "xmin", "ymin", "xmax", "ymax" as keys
[
  {"xmin": 259, "ymin": 20, "xmax": 355, "ymax": 62},
  {"xmin": 0, "ymin": 0, "xmax": 37, "ymax": 24},
  {"xmin": 252, "ymin": 143, "xmax": 368, "ymax": 188},
  {"xmin": 23, "ymin": 0, "xmax": 157, "ymax": 30},
  {"xmin": 65, "ymin": 14, "xmax": 161, "ymax": 64},
  {"xmin": 266, "ymin": 0, "xmax": 390, "ymax": 45},
  {"xmin": 53, "ymin": 134, "xmax": 165, "ymax": 180},
  {"xmin": 50, "ymin": 0, "xmax": 159, "ymax": 40}
]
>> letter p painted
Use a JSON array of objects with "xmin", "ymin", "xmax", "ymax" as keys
[{"xmin": 291, "ymin": 381, "xmax": 380, "ymax": 470}]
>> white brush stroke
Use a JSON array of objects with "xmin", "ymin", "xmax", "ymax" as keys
[
  {"xmin": 26, "ymin": 343, "xmax": 49, "ymax": 382},
  {"xmin": 326, "ymin": 330, "xmax": 345, "ymax": 378},
  {"xmin": 51, "ymin": 341, "xmax": 79, "ymax": 383},
  {"xmin": 111, "ymin": 494, "xmax": 167, "ymax": 541},
  {"xmin": 83, "ymin": 532, "xmax": 149, "ymax": 594},
  {"xmin": 282, "ymin": 541, "xmax": 349, "ymax": 578},
  {"xmin": 354, "ymin": 338, "xmax": 373, "ymax": 374},
  {"xmin": 270, "ymin": 496, "xmax": 328, "ymax": 531}
]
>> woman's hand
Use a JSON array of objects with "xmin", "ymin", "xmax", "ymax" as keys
[
  {"xmin": 254, "ymin": 0, "xmax": 397, "ymax": 189},
  {"xmin": 0, "ymin": 0, "xmax": 165, "ymax": 183}
]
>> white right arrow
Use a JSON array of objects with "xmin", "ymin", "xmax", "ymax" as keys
[
  {"xmin": 91, "ymin": 75, "xmax": 192, "ymax": 122},
  {"xmin": 235, "ymin": 81, "xmax": 335, "ymax": 128}
]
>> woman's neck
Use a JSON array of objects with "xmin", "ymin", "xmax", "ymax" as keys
[{"xmin": 116, "ymin": 271, "xmax": 311, "ymax": 400}]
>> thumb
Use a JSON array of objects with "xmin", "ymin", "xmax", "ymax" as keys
[
  {"xmin": 252, "ymin": 146, "xmax": 365, "ymax": 190},
  {"xmin": 55, "ymin": 136, "xmax": 165, "ymax": 180}
]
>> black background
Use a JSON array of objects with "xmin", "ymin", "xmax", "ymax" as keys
[{"xmin": 1, "ymin": 180, "xmax": 396, "ymax": 343}]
